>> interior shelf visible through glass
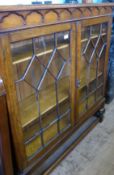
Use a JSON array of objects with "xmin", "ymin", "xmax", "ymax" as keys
[
  {"xmin": 11, "ymin": 31, "xmax": 72, "ymax": 158},
  {"xmin": 79, "ymin": 23, "xmax": 108, "ymax": 117}
]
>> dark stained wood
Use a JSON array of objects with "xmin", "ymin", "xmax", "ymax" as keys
[
  {"xmin": 0, "ymin": 3, "xmax": 113, "ymax": 11},
  {"xmin": 75, "ymin": 21, "xmax": 81, "ymax": 123},
  {"xmin": 23, "ymin": 98, "xmax": 105, "ymax": 175},
  {"xmin": 9, "ymin": 23, "xmax": 71, "ymax": 42},
  {"xmin": 0, "ymin": 4, "xmax": 113, "ymax": 175},
  {"xmin": 81, "ymin": 16, "xmax": 110, "ymax": 27},
  {"xmin": 103, "ymin": 17, "xmax": 112, "ymax": 95},
  {"xmin": 0, "ymin": 80, "xmax": 14, "ymax": 175},
  {"xmin": 76, "ymin": 16, "xmax": 111, "ymax": 122},
  {"xmin": 70, "ymin": 23, "xmax": 76, "ymax": 125},
  {"xmin": 0, "ymin": 35, "xmax": 27, "ymax": 171},
  {"xmin": 0, "ymin": 4, "xmax": 112, "ymax": 33}
]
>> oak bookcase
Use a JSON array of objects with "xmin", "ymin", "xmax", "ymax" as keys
[{"xmin": 0, "ymin": 3, "xmax": 113, "ymax": 174}]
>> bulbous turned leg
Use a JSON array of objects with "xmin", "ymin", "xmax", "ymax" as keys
[{"xmin": 94, "ymin": 107, "xmax": 105, "ymax": 123}]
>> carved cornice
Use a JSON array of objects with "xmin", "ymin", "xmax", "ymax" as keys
[{"xmin": 0, "ymin": 4, "xmax": 113, "ymax": 33}]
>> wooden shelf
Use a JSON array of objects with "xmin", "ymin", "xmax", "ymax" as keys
[
  {"xmin": 24, "ymin": 98, "xmax": 69, "ymax": 139},
  {"xmin": 80, "ymin": 68, "xmax": 102, "ymax": 89},
  {"xmin": 81, "ymin": 33, "xmax": 106, "ymax": 43},
  {"xmin": 20, "ymin": 76, "xmax": 69, "ymax": 128},
  {"xmin": 19, "ymin": 76, "xmax": 71, "ymax": 158},
  {"xmin": 25, "ymin": 114, "xmax": 70, "ymax": 158},
  {"xmin": 79, "ymin": 87, "xmax": 103, "ymax": 117},
  {"xmin": 19, "ymin": 67, "xmax": 102, "ymax": 129},
  {"xmin": 12, "ymin": 32, "xmax": 106, "ymax": 65},
  {"xmin": 12, "ymin": 44, "xmax": 69, "ymax": 65}
]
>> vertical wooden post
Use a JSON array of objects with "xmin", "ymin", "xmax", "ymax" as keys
[
  {"xmin": 0, "ymin": 35, "xmax": 27, "ymax": 171},
  {"xmin": 75, "ymin": 21, "xmax": 81, "ymax": 123},
  {"xmin": 103, "ymin": 17, "xmax": 112, "ymax": 96},
  {"xmin": 70, "ymin": 23, "xmax": 77, "ymax": 125},
  {"xmin": 0, "ymin": 79, "xmax": 14, "ymax": 175}
]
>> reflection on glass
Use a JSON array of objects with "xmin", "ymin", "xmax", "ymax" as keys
[
  {"xmin": 11, "ymin": 31, "xmax": 71, "ymax": 158},
  {"xmin": 79, "ymin": 23, "xmax": 107, "ymax": 117}
]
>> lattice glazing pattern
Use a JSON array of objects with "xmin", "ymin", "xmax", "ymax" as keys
[
  {"xmin": 11, "ymin": 31, "xmax": 72, "ymax": 158},
  {"xmin": 79, "ymin": 23, "xmax": 107, "ymax": 116}
]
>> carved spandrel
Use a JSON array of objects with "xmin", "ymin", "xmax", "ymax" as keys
[
  {"xmin": 26, "ymin": 12, "xmax": 43, "ymax": 25},
  {"xmin": 60, "ymin": 9, "xmax": 71, "ymax": 21},
  {"xmin": 44, "ymin": 10, "xmax": 59, "ymax": 23},
  {"xmin": 0, "ymin": 6, "xmax": 112, "ymax": 32},
  {"xmin": 0, "ymin": 13, "xmax": 25, "ymax": 29},
  {"xmin": 82, "ymin": 8, "xmax": 92, "ymax": 17},
  {"xmin": 89, "ymin": 7, "xmax": 99, "ymax": 16},
  {"xmin": 72, "ymin": 9, "xmax": 82, "ymax": 18}
]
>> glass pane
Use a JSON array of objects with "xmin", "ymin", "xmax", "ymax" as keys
[
  {"xmin": 25, "ymin": 134, "xmax": 42, "ymax": 158},
  {"xmin": 79, "ymin": 22, "xmax": 107, "ymax": 117},
  {"xmin": 38, "ymin": 72, "xmax": 56, "ymax": 114},
  {"xmin": 79, "ymin": 101, "xmax": 86, "ymax": 116},
  {"xmin": 11, "ymin": 30, "xmax": 72, "ymax": 158},
  {"xmin": 11, "ymin": 39, "xmax": 33, "ymax": 81},
  {"xmin": 59, "ymin": 112, "xmax": 71, "ymax": 132},
  {"xmin": 24, "ymin": 122, "xmax": 40, "ymax": 142},
  {"xmin": 56, "ymin": 31, "xmax": 70, "ymax": 60},
  {"xmin": 96, "ymin": 86, "xmax": 103, "ymax": 101},
  {"xmin": 57, "ymin": 64, "xmax": 71, "ymax": 116},
  {"xmin": 11, "ymin": 39, "xmax": 33, "ymax": 63},
  {"xmin": 34, "ymin": 34, "xmax": 54, "ymax": 67},
  {"xmin": 59, "ymin": 99, "xmax": 70, "ymax": 116},
  {"xmin": 15, "ymin": 81, "xmax": 39, "ymax": 126},
  {"xmin": 43, "ymin": 123, "xmax": 58, "ymax": 145},
  {"xmin": 88, "ymin": 92, "xmax": 95, "ymax": 108}
]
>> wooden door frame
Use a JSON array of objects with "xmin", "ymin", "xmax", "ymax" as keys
[
  {"xmin": 75, "ymin": 16, "xmax": 112, "ymax": 124},
  {"xmin": 0, "ymin": 22, "xmax": 77, "ymax": 171},
  {"xmin": 0, "ymin": 80, "xmax": 14, "ymax": 175}
]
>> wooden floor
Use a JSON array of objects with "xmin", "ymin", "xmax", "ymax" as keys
[{"xmin": 50, "ymin": 100, "xmax": 114, "ymax": 175}]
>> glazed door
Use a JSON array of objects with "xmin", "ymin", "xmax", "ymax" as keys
[
  {"xmin": 76, "ymin": 17, "xmax": 112, "ymax": 122},
  {"xmin": 1, "ymin": 23, "xmax": 76, "ymax": 168}
]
